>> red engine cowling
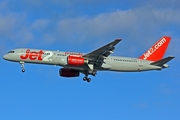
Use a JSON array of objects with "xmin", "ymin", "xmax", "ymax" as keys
[
  {"xmin": 67, "ymin": 56, "xmax": 88, "ymax": 66},
  {"xmin": 59, "ymin": 68, "xmax": 79, "ymax": 77}
]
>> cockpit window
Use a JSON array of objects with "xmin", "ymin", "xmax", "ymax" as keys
[{"xmin": 8, "ymin": 51, "xmax": 15, "ymax": 53}]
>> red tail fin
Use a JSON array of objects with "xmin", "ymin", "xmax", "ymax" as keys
[{"xmin": 139, "ymin": 36, "xmax": 171, "ymax": 61}]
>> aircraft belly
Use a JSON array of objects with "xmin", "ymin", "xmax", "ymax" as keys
[{"xmin": 64, "ymin": 65, "xmax": 88, "ymax": 71}]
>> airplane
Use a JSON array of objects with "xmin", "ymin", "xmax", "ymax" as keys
[{"xmin": 3, "ymin": 36, "xmax": 174, "ymax": 82}]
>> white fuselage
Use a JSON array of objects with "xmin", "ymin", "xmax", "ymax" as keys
[{"xmin": 3, "ymin": 48, "xmax": 162, "ymax": 72}]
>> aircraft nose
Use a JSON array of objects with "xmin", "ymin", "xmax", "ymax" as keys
[{"xmin": 3, "ymin": 54, "xmax": 8, "ymax": 60}]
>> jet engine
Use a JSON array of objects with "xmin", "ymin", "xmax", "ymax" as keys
[
  {"xmin": 67, "ymin": 55, "xmax": 88, "ymax": 66},
  {"xmin": 59, "ymin": 68, "xmax": 80, "ymax": 77}
]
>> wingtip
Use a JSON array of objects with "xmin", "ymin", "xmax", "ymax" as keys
[
  {"xmin": 115, "ymin": 38, "xmax": 122, "ymax": 41},
  {"xmin": 168, "ymin": 56, "xmax": 175, "ymax": 58}
]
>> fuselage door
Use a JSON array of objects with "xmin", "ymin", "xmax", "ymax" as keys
[
  {"xmin": 110, "ymin": 58, "xmax": 114, "ymax": 63},
  {"xmin": 139, "ymin": 59, "xmax": 143, "ymax": 66},
  {"xmin": 21, "ymin": 49, "xmax": 24, "ymax": 53}
]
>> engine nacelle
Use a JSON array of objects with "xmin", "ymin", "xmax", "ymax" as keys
[
  {"xmin": 59, "ymin": 68, "xmax": 79, "ymax": 77},
  {"xmin": 67, "ymin": 55, "xmax": 88, "ymax": 66}
]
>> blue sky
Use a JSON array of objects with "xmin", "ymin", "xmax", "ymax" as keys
[{"xmin": 0, "ymin": 0, "xmax": 180, "ymax": 120}]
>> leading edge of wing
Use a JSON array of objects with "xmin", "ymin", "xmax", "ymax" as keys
[{"xmin": 83, "ymin": 38, "xmax": 122, "ymax": 58}]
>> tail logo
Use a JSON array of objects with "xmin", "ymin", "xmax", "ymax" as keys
[{"xmin": 143, "ymin": 38, "xmax": 166, "ymax": 60}]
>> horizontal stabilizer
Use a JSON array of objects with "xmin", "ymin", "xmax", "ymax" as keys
[{"xmin": 150, "ymin": 56, "xmax": 175, "ymax": 66}]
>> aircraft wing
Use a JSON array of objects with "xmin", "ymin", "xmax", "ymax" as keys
[{"xmin": 83, "ymin": 38, "xmax": 122, "ymax": 67}]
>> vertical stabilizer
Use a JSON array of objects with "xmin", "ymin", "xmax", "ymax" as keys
[{"xmin": 139, "ymin": 36, "xmax": 171, "ymax": 61}]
